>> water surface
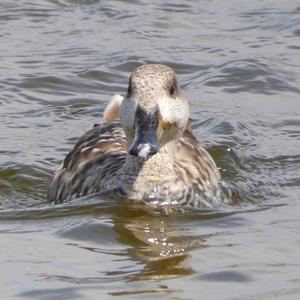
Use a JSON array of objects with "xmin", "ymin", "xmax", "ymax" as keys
[{"xmin": 0, "ymin": 0, "xmax": 300, "ymax": 299}]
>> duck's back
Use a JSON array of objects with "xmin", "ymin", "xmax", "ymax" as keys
[{"xmin": 48, "ymin": 121, "xmax": 127, "ymax": 203}]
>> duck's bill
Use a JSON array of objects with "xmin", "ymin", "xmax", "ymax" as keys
[
  {"xmin": 129, "ymin": 126, "xmax": 158, "ymax": 158},
  {"xmin": 129, "ymin": 106, "xmax": 159, "ymax": 158}
]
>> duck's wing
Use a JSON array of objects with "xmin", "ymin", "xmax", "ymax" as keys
[
  {"xmin": 174, "ymin": 126, "xmax": 221, "ymax": 196},
  {"xmin": 48, "ymin": 121, "xmax": 127, "ymax": 203}
]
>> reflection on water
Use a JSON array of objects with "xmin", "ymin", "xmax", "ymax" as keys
[
  {"xmin": 111, "ymin": 205, "xmax": 200, "ymax": 281},
  {"xmin": 0, "ymin": 0, "xmax": 300, "ymax": 299}
]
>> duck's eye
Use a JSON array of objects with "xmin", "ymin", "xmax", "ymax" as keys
[
  {"xmin": 169, "ymin": 84, "xmax": 175, "ymax": 96},
  {"xmin": 127, "ymin": 85, "xmax": 132, "ymax": 96}
]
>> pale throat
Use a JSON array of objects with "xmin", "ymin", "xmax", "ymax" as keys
[{"xmin": 123, "ymin": 140, "xmax": 177, "ymax": 178}]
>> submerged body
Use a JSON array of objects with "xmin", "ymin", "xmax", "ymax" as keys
[{"xmin": 48, "ymin": 64, "xmax": 221, "ymax": 207}]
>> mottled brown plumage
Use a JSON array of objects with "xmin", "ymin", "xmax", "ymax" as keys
[{"xmin": 48, "ymin": 64, "xmax": 221, "ymax": 207}]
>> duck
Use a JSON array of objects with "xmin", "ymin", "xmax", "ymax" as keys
[{"xmin": 48, "ymin": 64, "xmax": 221, "ymax": 207}]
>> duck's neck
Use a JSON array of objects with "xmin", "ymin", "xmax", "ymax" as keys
[{"xmin": 123, "ymin": 140, "xmax": 177, "ymax": 179}]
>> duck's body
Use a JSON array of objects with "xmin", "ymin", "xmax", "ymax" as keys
[{"xmin": 48, "ymin": 64, "xmax": 221, "ymax": 207}]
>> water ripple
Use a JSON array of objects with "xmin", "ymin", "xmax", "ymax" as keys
[
  {"xmin": 0, "ymin": 0, "xmax": 300, "ymax": 298},
  {"xmin": 203, "ymin": 59, "xmax": 300, "ymax": 94}
]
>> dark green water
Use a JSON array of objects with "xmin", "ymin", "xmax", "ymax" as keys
[{"xmin": 0, "ymin": 0, "xmax": 300, "ymax": 299}]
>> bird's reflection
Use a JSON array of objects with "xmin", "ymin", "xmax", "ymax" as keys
[{"xmin": 109, "ymin": 201, "xmax": 205, "ymax": 281}]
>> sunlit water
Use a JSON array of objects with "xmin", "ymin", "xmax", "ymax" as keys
[{"xmin": 0, "ymin": 0, "xmax": 300, "ymax": 299}]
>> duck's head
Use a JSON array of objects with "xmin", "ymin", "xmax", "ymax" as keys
[{"xmin": 120, "ymin": 64, "xmax": 189, "ymax": 159}]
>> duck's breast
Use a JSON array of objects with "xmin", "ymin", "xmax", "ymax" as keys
[{"xmin": 174, "ymin": 128, "xmax": 221, "ymax": 197}]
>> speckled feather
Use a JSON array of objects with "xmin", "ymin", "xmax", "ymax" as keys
[
  {"xmin": 48, "ymin": 121, "xmax": 220, "ymax": 205},
  {"xmin": 48, "ymin": 64, "xmax": 221, "ymax": 207},
  {"xmin": 48, "ymin": 122, "xmax": 127, "ymax": 203}
]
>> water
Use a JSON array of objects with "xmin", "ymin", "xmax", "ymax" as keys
[{"xmin": 0, "ymin": 0, "xmax": 300, "ymax": 299}]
